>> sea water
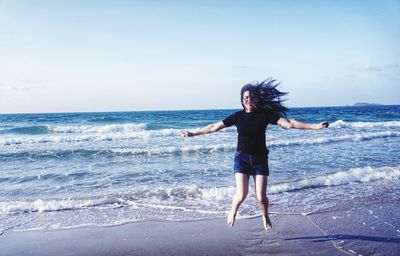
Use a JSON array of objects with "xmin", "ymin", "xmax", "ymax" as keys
[{"xmin": 0, "ymin": 105, "xmax": 399, "ymax": 232}]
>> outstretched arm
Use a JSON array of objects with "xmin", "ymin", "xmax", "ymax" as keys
[
  {"xmin": 277, "ymin": 118, "xmax": 329, "ymax": 130},
  {"xmin": 180, "ymin": 121, "xmax": 226, "ymax": 137}
]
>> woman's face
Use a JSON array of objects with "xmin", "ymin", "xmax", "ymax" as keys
[{"xmin": 242, "ymin": 90, "xmax": 253, "ymax": 112}]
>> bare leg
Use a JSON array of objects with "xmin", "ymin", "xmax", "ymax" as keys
[
  {"xmin": 254, "ymin": 175, "xmax": 272, "ymax": 230},
  {"xmin": 227, "ymin": 173, "xmax": 249, "ymax": 227}
]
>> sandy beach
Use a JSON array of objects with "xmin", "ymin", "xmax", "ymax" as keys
[{"xmin": 1, "ymin": 195, "xmax": 399, "ymax": 256}]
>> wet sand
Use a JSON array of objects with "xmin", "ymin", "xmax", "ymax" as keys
[{"xmin": 2, "ymin": 201, "xmax": 399, "ymax": 256}]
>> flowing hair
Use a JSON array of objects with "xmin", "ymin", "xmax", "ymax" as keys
[{"xmin": 240, "ymin": 78, "xmax": 288, "ymax": 117}]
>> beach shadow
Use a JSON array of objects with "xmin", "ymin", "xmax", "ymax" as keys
[{"xmin": 286, "ymin": 235, "xmax": 400, "ymax": 244}]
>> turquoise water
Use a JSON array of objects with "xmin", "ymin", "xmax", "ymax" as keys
[{"xmin": 0, "ymin": 105, "xmax": 399, "ymax": 232}]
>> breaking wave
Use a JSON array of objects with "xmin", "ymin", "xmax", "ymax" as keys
[{"xmin": 1, "ymin": 166, "xmax": 398, "ymax": 214}]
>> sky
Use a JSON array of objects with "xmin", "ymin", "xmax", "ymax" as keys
[{"xmin": 0, "ymin": 0, "xmax": 399, "ymax": 114}]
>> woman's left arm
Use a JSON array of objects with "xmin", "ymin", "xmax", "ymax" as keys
[{"xmin": 277, "ymin": 118, "xmax": 329, "ymax": 130}]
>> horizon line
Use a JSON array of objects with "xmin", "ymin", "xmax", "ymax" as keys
[{"xmin": 1, "ymin": 103, "xmax": 398, "ymax": 115}]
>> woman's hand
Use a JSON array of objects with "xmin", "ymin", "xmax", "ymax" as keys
[
  {"xmin": 318, "ymin": 121, "xmax": 329, "ymax": 129},
  {"xmin": 180, "ymin": 130, "xmax": 194, "ymax": 137}
]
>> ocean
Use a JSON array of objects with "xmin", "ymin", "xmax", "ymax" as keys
[{"xmin": 0, "ymin": 105, "xmax": 399, "ymax": 233}]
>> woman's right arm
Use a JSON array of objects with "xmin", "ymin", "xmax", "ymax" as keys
[{"xmin": 180, "ymin": 121, "xmax": 226, "ymax": 137}]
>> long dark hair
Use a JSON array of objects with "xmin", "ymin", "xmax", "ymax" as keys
[{"xmin": 240, "ymin": 78, "xmax": 288, "ymax": 117}]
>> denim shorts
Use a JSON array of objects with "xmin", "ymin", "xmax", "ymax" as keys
[{"xmin": 233, "ymin": 150, "xmax": 269, "ymax": 176}]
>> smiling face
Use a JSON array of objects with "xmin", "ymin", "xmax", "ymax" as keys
[{"xmin": 242, "ymin": 90, "xmax": 254, "ymax": 112}]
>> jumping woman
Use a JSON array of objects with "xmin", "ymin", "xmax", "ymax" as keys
[{"xmin": 180, "ymin": 79, "xmax": 329, "ymax": 230}]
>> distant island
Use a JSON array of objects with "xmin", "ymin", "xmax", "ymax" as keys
[{"xmin": 353, "ymin": 102, "xmax": 384, "ymax": 107}]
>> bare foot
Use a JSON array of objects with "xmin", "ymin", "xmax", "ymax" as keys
[
  {"xmin": 262, "ymin": 214, "xmax": 272, "ymax": 230},
  {"xmin": 227, "ymin": 210, "xmax": 237, "ymax": 227}
]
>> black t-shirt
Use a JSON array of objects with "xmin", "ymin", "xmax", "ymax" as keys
[{"xmin": 223, "ymin": 109, "xmax": 280, "ymax": 156}]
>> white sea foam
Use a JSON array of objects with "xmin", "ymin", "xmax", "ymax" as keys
[
  {"xmin": 112, "ymin": 131, "xmax": 400, "ymax": 155},
  {"xmin": 269, "ymin": 166, "xmax": 400, "ymax": 194},
  {"xmin": 1, "ymin": 166, "xmax": 397, "ymax": 214},
  {"xmin": 110, "ymin": 143, "xmax": 236, "ymax": 155},
  {"xmin": 2, "ymin": 130, "xmax": 399, "ymax": 155},
  {"xmin": 0, "ymin": 185, "xmax": 234, "ymax": 214},
  {"xmin": 125, "ymin": 201, "xmax": 222, "ymax": 215},
  {"xmin": 123, "ymin": 184, "xmax": 236, "ymax": 202},
  {"xmin": 48, "ymin": 123, "xmax": 147, "ymax": 134},
  {"xmin": 200, "ymin": 186, "xmax": 236, "ymax": 200},
  {"xmin": 330, "ymin": 120, "xmax": 400, "ymax": 128},
  {"xmin": 268, "ymin": 131, "xmax": 400, "ymax": 147},
  {"xmin": 0, "ymin": 128, "xmax": 182, "ymax": 146},
  {"xmin": 0, "ymin": 197, "xmax": 121, "ymax": 214}
]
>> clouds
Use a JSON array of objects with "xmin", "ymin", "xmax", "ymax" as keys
[
  {"xmin": 357, "ymin": 64, "xmax": 400, "ymax": 73},
  {"xmin": 352, "ymin": 64, "xmax": 400, "ymax": 81},
  {"xmin": 0, "ymin": 80, "xmax": 48, "ymax": 92}
]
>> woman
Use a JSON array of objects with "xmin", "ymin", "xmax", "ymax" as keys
[{"xmin": 180, "ymin": 79, "xmax": 329, "ymax": 230}]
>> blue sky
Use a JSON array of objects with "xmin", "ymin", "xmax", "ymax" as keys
[{"xmin": 0, "ymin": 0, "xmax": 399, "ymax": 113}]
